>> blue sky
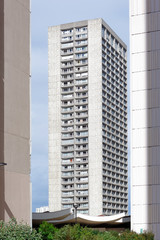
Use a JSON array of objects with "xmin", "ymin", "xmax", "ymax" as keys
[{"xmin": 31, "ymin": 0, "xmax": 130, "ymax": 212}]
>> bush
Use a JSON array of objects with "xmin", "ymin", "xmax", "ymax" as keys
[
  {"xmin": 0, "ymin": 218, "xmax": 42, "ymax": 240},
  {"xmin": 141, "ymin": 231, "xmax": 154, "ymax": 240},
  {"xmin": 38, "ymin": 221, "xmax": 57, "ymax": 240},
  {"xmin": 37, "ymin": 222, "xmax": 154, "ymax": 240},
  {"xmin": 119, "ymin": 230, "xmax": 154, "ymax": 240},
  {"xmin": 52, "ymin": 224, "xmax": 96, "ymax": 240}
]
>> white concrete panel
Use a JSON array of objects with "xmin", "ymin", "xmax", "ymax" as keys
[
  {"xmin": 132, "ymin": 31, "xmax": 160, "ymax": 53},
  {"xmin": 132, "ymin": 223, "xmax": 152, "ymax": 234},
  {"xmin": 130, "ymin": 0, "xmax": 160, "ymax": 16},
  {"xmin": 133, "ymin": 165, "xmax": 160, "ymax": 186},
  {"xmin": 132, "ymin": 109, "xmax": 147, "ymax": 129},
  {"xmin": 132, "ymin": 108, "xmax": 160, "ymax": 129},
  {"xmin": 133, "ymin": 127, "xmax": 160, "ymax": 148},
  {"xmin": 132, "ymin": 186, "xmax": 152, "ymax": 205},
  {"xmin": 137, "ymin": 0, "xmax": 147, "ymax": 14},
  {"xmin": 131, "ymin": 52, "xmax": 147, "ymax": 72},
  {"xmin": 131, "ymin": 33, "xmax": 146, "ymax": 53},
  {"xmin": 132, "ymin": 69, "xmax": 160, "ymax": 91},
  {"xmin": 132, "ymin": 89, "xmax": 160, "ymax": 110},
  {"xmin": 131, "ymin": 12, "xmax": 160, "ymax": 35},
  {"xmin": 132, "ymin": 205, "xmax": 150, "ymax": 224},
  {"xmin": 131, "ymin": 14, "xmax": 146, "ymax": 34},
  {"xmin": 132, "ymin": 49, "xmax": 160, "ymax": 72},
  {"xmin": 132, "ymin": 148, "xmax": 148, "ymax": 167},
  {"xmin": 132, "ymin": 128, "xmax": 147, "ymax": 148},
  {"xmin": 132, "ymin": 166, "xmax": 148, "ymax": 186},
  {"xmin": 132, "ymin": 146, "xmax": 160, "ymax": 167},
  {"xmin": 132, "ymin": 71, "xmax": 148, "ymax": 91},
  {"xmin": 132, "ymin": 90, "xmax": 147, "ymax": 110}
]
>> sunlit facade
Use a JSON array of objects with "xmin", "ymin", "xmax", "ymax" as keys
[
  {"xmin": 49, "ymin": 18, "xmax": 128, "ymax": 216},
  {"xmin": 130, "ymin": 1, "xmax": 160, "ymax": 239}
]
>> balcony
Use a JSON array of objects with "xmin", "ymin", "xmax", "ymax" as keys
[
  {"xmin": 61, "ymin": 94, "xmax": 74, "ymax": 100},
  {"xmin": 62, "ymin": 198, "xmax": 74, "ymax": 203},
  {"xmin": 75, "ymin": 79, "xmax": 88, "ymax": 85},
  {"xmin": 61, "ymin": 133, "xmax": 74, "ymax": 140},
  {"xmin": 61, "ymin": 107, "xmax": 73, "ymax": 113},
  {"xmin": 61, "ymin": 100, "xmax": 74, "ymax": 107},
  {"xmin": 76, "ymin": 190, "xmax": 88, "ymax": 196},
  {"xmin": 61, "ymin": 36, "xmax": 73, "ymax": 42},
  {"xmin": 75, "ymin": 72, "xmax": 88, "ymax": 79},
  {"xmin": 61, "ymin": 113, "xmax": 74, "ymax": 120},
  {"xmin": 75, "ymin": 99, "xmax": 88, "ymax": 105},
  {"xmin": 61, "ymin": 81, "xmax": 74, "ymax": 87},
  {"xmin": 75, "ymin": 33, "xmax": 87, "ymax": 40},
  {"xmin": 75, "ymin": 40, "xmax": 88, "ymax": 46},
  {"xmin": 75, "ymin": 53, "xmax": 87, "ymax": 59},
  {"xmin": 61, "ymin": 172, "xmax": 74, "ymax": 177},
  {"xmin": 75, "ymin": 171, "xmax": 88, "ymax": 177},
  {"xmin": 75, "ymin": 93, "xmax": 88, "ymax": 99},
  {"xmin": 76, "ymin": 184, "xmax": 88, "ymax": 189},
  {"xmin": 61, "ymin": 178, "xmax": 74, "ymax": 184},
  {"xmin": 61, "ymin": 42, "xmax": 73, "ymax": 49},
  {"xmin": 61, "ymin": 49, "xmax": 73, "ymax": 56}
]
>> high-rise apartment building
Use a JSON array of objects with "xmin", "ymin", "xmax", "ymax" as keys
[
  {"xmin": 0, "ymin": 0, "xmax": 31, "ymax": 224},
  {"xmin": 130, "ymin": 1, "xmax": 160, "ymax": 239},
  {"xmin": 48, "ymin": 18, "xmax": 128, "ymax": 216}
]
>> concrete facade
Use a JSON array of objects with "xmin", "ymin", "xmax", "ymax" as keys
[
  {"xmin": 49, "ymin": 19, "xmax": 128, "ymax": 216},
  {"xmin": 0, "ymin": 0, "xmax": 31, "ymax": 224},
  {"xmin": 130, "ymin": 1, "xmax": 160, "ymax": 239}
]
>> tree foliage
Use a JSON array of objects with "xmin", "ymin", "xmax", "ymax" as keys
[
  {"xmin": 38, "ymin": 223, "xmax": 154, "ymax": 240},
  {"xmin": 38, "ymin": 221, "xmax": 57, "ymax": 240},
  {"xmin": 0, "ymin": 219, "xmax": 154, "ymax": 240},
  {"xmin": 0, "ymin": 218, "xmax": 42, "ymax": 240}
]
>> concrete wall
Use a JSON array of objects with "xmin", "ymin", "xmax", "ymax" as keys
[
  {"xmin": 48, "ymin": 26, "xmax": 61, "ymax": 212},
  {"xmin": 0, "ymin": 0, "xmax": 31, "ymax": 224},
  {"xmin": 130, "ymin": 1, "xmax": 160, "ymax": 239},
  {"xmin": 88, "ymin": 19, "xmax": 103, "ymax": 216}
]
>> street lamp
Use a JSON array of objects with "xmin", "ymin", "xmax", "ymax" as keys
[
  {"xmin": 0, "ymin": 163, "xmax": 7, "ymax": 166},
  {"xmin": 73, "ymin": 203, "xmax": 79, "ymax": 224}
]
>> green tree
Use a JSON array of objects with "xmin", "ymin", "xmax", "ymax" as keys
[{"xmin": 38, "ymin": 221, "xmax": 57, "ymax": 240}]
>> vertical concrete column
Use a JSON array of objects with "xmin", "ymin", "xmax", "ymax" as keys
[
  {"xmin": 88, "ymin": 19, "xmax": 103, "ymax": 216},
  {"xmin": 48, "ymin": 26, "xmax": 61, "ymax": 211},
  {"xmin": 130, "ymin": 1, "xmax": 160, "ymax": 239}
]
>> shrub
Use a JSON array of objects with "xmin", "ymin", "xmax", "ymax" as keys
[
  {"xmin": 38, "ymin": 221, "xmax": 57, "ymax": 240},
  {"xmin": 119, "ymin": 230, "xmax": 154, "ymax": 240},
  {"xmin": 141, "ymin": 231, "xmax": 154, "ymax": 240},
  {"xmin": 37, "ymin": 222, "xmax": 154, "ymax": 240},
  {"xmin": 0, "ymin": 218, "xmax": 42, "ymax": 240}
]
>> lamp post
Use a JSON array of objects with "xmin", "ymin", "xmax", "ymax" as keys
[
  {"xmin": 0, "ymin": 163, "xmax": 7, "ymax": 167},
  {"xmin": 73, "ymin": 203, "xmax": 78, "ymax": 224}
]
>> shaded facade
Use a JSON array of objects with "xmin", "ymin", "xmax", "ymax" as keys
[
  {"xmin": 130, "ymin": 0, "xmax": 160, "ymax": 239},
  {"xmin": 48, "ymin": 19, "xmax": 128, "ymax": 216},
  {"xmin": 0, "ymin": 0, "xmax": 31, "ymax": 224}
]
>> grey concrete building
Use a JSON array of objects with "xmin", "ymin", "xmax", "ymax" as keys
[
  {"xmin": 48, "ymin": 18, "xmax": 128, "ymax": 216},
  {"xmin": 0, "ymin": 0, "xmax": 31, "ymax": 224}
]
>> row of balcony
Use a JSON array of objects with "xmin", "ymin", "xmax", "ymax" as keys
[{"xmin": 61, "ymin": 40, "xmax": 88, "ymax": 50}]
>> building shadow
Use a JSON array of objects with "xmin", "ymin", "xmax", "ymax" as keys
[{"xmin": 0, "ymin": 0, "xmax": 5, "ymax": 221}]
